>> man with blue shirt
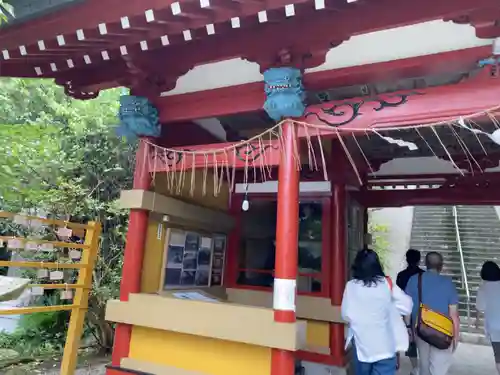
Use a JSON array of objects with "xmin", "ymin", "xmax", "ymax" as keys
[{"xmin": 405, "ymin": 252, "xmax": 460, "ymax": 375}]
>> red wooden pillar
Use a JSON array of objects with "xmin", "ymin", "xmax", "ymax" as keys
[
  {"xmin": 330, "ymin": 183, "xmax": 347, "ymax": 366},
  {"xmin": 110, "ymin": 139, "xmax": 151, "ymax": 367},
  {"xmin": 271, "ymin": 121, "xmax": 299, "ymax": 375}
]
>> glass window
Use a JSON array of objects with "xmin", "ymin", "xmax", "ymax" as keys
[{"xmin": 237, "ymin": 200, "xmax": 323, "ymax": 294}]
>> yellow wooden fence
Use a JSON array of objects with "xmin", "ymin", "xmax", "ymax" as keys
[{"xmin": 0, "ymin": 211, "xmax": 101, "ymax": 375}]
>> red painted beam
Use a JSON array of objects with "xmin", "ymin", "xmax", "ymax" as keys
[
  {"xmin": 0, "ymin": 0, "xmax": 176, "ymax": 51},
  {"xmin": 355, "ymin": 187, "xmax": 500, "ymax": 207},
  {"xmin": 303, "ymin": 69, "xmax": 500, "ymax": 136},
  {"xmin": 137, "ymin": 0, "xmax": 497, "ymax": 77},
  {"xmin": 155, "ymin": 46, "xmax": 490, "ymax": 123},
  {"xmin": 0, "ymin": 0, "xmax": 337, "ymax": 53},
  {"xmin": 9, "ymin": 0, "xmax": 493, "ymax": 90},
  {"xmin": 159, "ymin": 121, "xmax": 223, "ymax": 148}
]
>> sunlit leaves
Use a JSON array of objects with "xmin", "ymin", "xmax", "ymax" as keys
[{"xmin": 0, "ymin": 78, "xmax": 131, "ymax": 350}]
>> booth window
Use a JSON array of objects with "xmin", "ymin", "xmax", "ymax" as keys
[{"xmin": 237, "ymin": 200, "xmax": 324, "ymax": 294}]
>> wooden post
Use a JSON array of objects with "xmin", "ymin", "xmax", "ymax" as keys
[
  {"xmin": 271, "ymin": 121, "xmax": 299, "ymax": 375},
  {"xmin": 111, "ymin": 139, "xmax": 152, "ymax": 367},
  {"xmin": 60, "ymin": 221, "xmax": 102, "ymax": 375},
  {"xmin": 330, "ymin": 184, "xmax": 347, "ymax": 366}
]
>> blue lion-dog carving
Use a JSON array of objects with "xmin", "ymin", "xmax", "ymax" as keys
[
  {"xmin": 117, "ymin": 95, "xmax": 161, "ymax": 141},
  {"xmin": 263, "ymin": 67, "xmax": 306, "ymax": 121}
]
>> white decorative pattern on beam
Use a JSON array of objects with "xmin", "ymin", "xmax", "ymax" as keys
[
  {"xmin": 285, "ymin": 4, "xmax": 295, "ymax": 17},
  {"xmin": 183, "ymin": 30, "xmax": 192, "ymax": 41},
  {"xmin": 98, "ymin": 23, "xmax": 107, "ymax": 35},
  {"xmin": 76, "ymin": 29, "xmax": 85, "ymax": 40},
  {"xmin": 3, "ymin": 0, "xmax": 327, "ymax": 71},
  {"xmin": 171, "ymin": 2, "xmax": 181, "ymax": 15},
  {"xmin": 258, "ymin": 11, "xmax": 268, "ymax": 23},
  {"xmin": 315, "ymin": 0, "xmax": 325, "ymax": 9},
  {"xmin": 231, "ymin": 17, "xmax": 240, "ymax": 28},
  {"xmin": 206, "ymin": 24, "xmax": 215, "ymax": 35},
  {"xmin": 145, "ymin": 9, "xmax": 155, "ymax": 23},
  {"xmin": 121, "ymin": 16, "xmax": 130, "ymax": 29},
  {"xmin": 6, "ymin": 0, "xmax": 486, "ymax": 82},
  {"xmin": 34, "ymin": 67, "xmax": 42, "ymax": 75},
  {"xmin": 50, "ymin": 63, "xmax": 57, "ymax": 72}
]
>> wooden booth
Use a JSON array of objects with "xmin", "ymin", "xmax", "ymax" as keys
[{"xmin": 3, "ymin": 1, "xmax": 500, "ymax": 375}]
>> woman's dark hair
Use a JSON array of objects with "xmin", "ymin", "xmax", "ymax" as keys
[
  {"xmin": 351, "ymin": 248, "xmax": 385, "ymax": 287},
  {"xmin": 406, "ymin": 248, "xmax": 421, "ymax": 266},
  {"xmin": 480, "ymin": 261, "xmax": 500, "ymax": 282}
]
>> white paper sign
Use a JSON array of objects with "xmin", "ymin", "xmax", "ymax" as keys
[
  {"xmin": 69, "ymin": 250, "xmax": 81, "ymax": 260},
  {"xmin": 60, "ymin": 290, "xmax": 73, "ymax": 300},
  {"xmin": 201, "ymin": 237, "xmax": 212, "ymax": 248},
  {"xmin": 50, "ymin": 271, "xmax": 64, "ymax": 281},
  {"xmin": 7, "ymin": 239, "xmax": 23, "ymax": 249},
  {"xmin": 31, "ymin": 286, "xmax": 45, "ymax": 296},
  {"xmin": 156, "ymin": 224, "xmax": 163, "ymax": 240},
  {"xmin": 0, "ymin": 240, "xmax": 4, "ymax": 247},
  {"xmin": 57, "ymin": 227, "xmax": 72, "ymax": 238},
  {"xmin": 25, "ymin": 242, "xmax": 38, "ymax": 251},
  {"xmin": 37, "ymin": 269, "xmax": 49, "ymax": 279},
  {"xmin": 13, "ymin": 215, "xmax": 28, "ymax": 226},
  {"xmin": 40, "ymin": 243, "xmax": 54, "ymax": 252}
]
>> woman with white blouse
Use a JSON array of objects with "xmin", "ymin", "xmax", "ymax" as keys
[
  {"xmin": 476, "ymin": 261, "xmax": 500, "ymax": 375},
  {"xmin": 342, "ymin": 248, "xmax": 413, "ymax": 375}
]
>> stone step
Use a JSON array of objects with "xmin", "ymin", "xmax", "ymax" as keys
[{"xmin": 459, "ymin": 332, "xmax": 490, "ymax": 346}]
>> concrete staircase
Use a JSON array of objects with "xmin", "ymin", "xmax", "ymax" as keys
[{"xmin": 409, "ymin": 205, "xmax": 500, "ymax": 343}]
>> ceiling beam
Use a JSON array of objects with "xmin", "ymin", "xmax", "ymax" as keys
[
  {"xmin": 0, "ymin": 0, "xmax": 331, "ymax": 52},
  {"xmin": 153, "ymin": 46, "xmax": 490, "ymax": 123},
  {"xmin": 354, "ymin": 186, "xmax": 500, "ymax": 207},
  {"xmin": 4, "ymin": 0, "xmax": 494, "ymax": 90}
]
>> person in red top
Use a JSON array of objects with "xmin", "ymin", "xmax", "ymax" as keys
[{"xmin": 396, "ymin": 249, "xmax": 424, "ymax": 375}]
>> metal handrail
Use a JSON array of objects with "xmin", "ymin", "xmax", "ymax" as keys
[{"xmin": 452, "ymin": 206, "xmax": 471, "ymax": 332}]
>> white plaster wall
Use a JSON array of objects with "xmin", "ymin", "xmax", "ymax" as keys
[
  {"xmin": 370, "ymin": 207, "xmax": 414, "ymax": 279},
  {"xmin": 372, "ymin": 157, "xmax": 464, "ymax": 176}
]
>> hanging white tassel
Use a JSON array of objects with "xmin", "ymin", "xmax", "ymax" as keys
[
  {"xmin": 457, "ymin": 116, "xmax": 500, "ymax": 146},
  {"xmin": 373, "ymin": 130, "xmax": 418, "ymax": 151}
]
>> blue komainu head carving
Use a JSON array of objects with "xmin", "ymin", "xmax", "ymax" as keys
[
  {"xmin": 263, "ymin": 67, "xmax": 306, "ymax": 121},
  {"xmin": 117, "ymin": 95, "xmax": 161, "ymax": 141}
]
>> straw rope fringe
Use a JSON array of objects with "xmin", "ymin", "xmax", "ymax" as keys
[{"xmin": 145, "ymin": 106, "xmax": 500, "ymax": 197}]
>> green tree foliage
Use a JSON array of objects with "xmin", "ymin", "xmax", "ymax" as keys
[
  {"xmin": 0, "ymin": 78, "xmax": 134, "ymax": 353},
  {"xmin": 0, "ymin": 1, "xmax": 13, "ymax": 24},
  {"xmin": 369, "ymin": 221, "xmax": 390, "ymax": 269}
]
